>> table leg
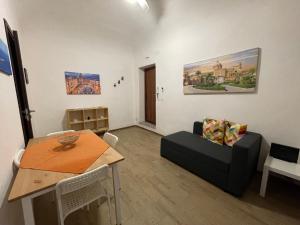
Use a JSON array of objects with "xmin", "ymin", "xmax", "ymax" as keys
[
  {"xmin": 112, "ymin": 164, "xmax": 122, "ymax": 225},
  {"xmin": 21, "ymin": 196, "xmax": 35, "ymax": 225},
  {"xmin": 260, "ymin": 166, "xmax": 269, "ymax": 197}
]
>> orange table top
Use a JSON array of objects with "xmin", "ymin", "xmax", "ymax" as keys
[
  {"xmin": 20, "ymin": 131, "xmax": 110, "ymax": 174},
  {"xmin": 8, "ymin": 130, "xmax": 124, "ymax": 201}
]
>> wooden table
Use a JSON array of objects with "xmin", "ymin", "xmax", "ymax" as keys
[{"xmin": 8, "ymin": 130, "xmax": 125, "ymax": 225}]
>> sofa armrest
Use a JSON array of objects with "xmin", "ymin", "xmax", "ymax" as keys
[
  {"xmin": 227, "ymin": 132, "xmax": 262, "ymax": 196},
  {"xmin": 193, "ymin": 121, "xmax": 203, "ymax": 135}
]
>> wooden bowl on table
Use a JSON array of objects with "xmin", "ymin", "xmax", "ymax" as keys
[{"xmin": 58, "ymin": 133, "xmax": 80, "ymax": 146}]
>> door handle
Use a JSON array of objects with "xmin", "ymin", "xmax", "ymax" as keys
[
  {"xmin": 22, "ymin": 109, "xmax": 35, "ymax": 114},
  {"xmin": 22, "ymin": 109, "xmax": 35, "ymax": 121}
]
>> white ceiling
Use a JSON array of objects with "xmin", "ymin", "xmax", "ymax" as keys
[{"xmin": 13, "ymin": 0, "xmax": 165, "ymax": 43}]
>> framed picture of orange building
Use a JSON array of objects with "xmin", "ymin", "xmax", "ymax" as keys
[
  {"xmin": 65, "ymin": 71, "xmax": 101, "ymax": 95},
  {"xmin": 183, "ymin": 48, "xmax": 259, "ymax": 94}
]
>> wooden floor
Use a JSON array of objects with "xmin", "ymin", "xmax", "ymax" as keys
[{"xmin": 34, "ymin": 126, "xmax": 300, "ymax": 225}]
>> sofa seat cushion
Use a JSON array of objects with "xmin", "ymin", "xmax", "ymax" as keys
[{"xmin": 162, "ymin": 131, "xmax": 232, "ymax": 172}]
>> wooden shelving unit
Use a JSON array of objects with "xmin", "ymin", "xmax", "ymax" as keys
[{"xmin": 66, "ymin": 106, "xmax": 109, "ymax": 134}]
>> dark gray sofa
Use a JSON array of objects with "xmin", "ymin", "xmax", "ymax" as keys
[{"xmin": 160, "ymin": 121, "xmax": 262, "ymax": 196}]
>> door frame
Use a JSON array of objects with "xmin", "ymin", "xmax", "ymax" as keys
[
  {"xmin": 4, "ymin": 19, "xmax": 33, "ymax": 145},
  {"xmin": 144, "ymin": 65, "xmax": 156, "ymax": 125}
]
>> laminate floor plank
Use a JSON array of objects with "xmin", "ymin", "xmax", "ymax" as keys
[{"xmin": 33, "ymin": 126, "xmax": 300, "ymax": 225}]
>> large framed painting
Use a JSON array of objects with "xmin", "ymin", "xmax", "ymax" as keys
[
  {"xmin": 183, "ymin": 48, "xmax": 259, "ymax": 94},
  {"xmin": 0, "ymin": 38, "xmax": 12, "ymax": 76},
  {"xmin": 65, "ymin": 71, "xmax": 101, "ymax": 95}
]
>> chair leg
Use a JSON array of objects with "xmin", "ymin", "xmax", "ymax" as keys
[
  {"xmin": 50, "ymin": 191, "xmax": 56, "ymax": 203},
  {"xmin": 260, "ymin": 166, "xmax": 269, "ymax": 197},
  {"xmin": 58, "ymin": 218, "xmax": 64, "ymax": 225},
  {"xmin": 106, "ymin": 192, "xmax": 113, "ymax": 225},
  {"xmin": 56, "ymin": 200, "xmax": 65, "ymax": 225}
]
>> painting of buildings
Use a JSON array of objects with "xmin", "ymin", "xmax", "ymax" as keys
[
  {"xmin": 0, "ymin": 38, "xmax": 12, "ymax": 76},
  {"xmin": 65, "ymin": 72, "xmax": 101, "ymax": 95},
  {"xmin": 183, "ymin": 48, "xmax": 259, "ymax": 94}
]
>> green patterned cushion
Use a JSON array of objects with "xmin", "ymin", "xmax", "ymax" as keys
[
  {"xmin": 203, "ymin": 118, "xmax": 225, "ymax": 145},
  {"xmin": 224, "ymin": 121, "xmax": 247, "ymax": 147}
]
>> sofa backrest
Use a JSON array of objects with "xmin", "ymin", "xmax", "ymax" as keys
[{"xmin": 193, "ymin": 121, "xmax": 203, "ymax": 135}]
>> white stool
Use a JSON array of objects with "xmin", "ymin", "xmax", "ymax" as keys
[{"xmin": 260, "ymin": 155, "xmax": 300, "ymax": 197}]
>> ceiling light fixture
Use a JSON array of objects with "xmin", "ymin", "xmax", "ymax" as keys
[
  {"xmin": 137, "ymin": 0, "xmax": 149, "ymax": 10},
  {"xmin": 127, "ymin": 0, "xmax": 149, "ymax": 11}
]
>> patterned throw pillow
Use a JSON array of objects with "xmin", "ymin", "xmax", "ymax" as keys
[
  {"xmin": 224, "ymin": 121, "xmax": 247, "ymax": 147},
  {"xmin": 203, "ymin": 118, "xmax": 225, "ymax": 145}
]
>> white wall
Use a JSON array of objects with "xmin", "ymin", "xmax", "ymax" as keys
[
  {"xmin": 3, "ymin": 0, "xmax": 299, "ymax": 223},
  {"xmin": 0, "ymin": 0, "xmax": 25, "ymax": 224},
  {"xmin": 18, "ymin": 19, "xmax": 136, "ymax": 137},
  {"xmin": 12, "ymin": 0, "xmax": 163, "ymax": 137},
  {"xmin": 134, "ymin": 0, "xmax": 300, "ymax": 168}
]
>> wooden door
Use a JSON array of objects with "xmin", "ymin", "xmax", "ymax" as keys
[
  {"xmin": 4, "ymin": 19, "xmax": 34, "ymax": 145},
  {"xmin": 144, "ymin": 67, "xmax": 156, "ymax": 125}
]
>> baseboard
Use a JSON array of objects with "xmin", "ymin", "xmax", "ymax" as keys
[
  {"xmin": 135, "ymin": 124, "xmax": 164, "ymax": 136},
  {"xmin": 109, "ymin": 125, "xmax": 136, "ymax": 132},
  {"xmin": 109, "ymin": 124, "xmax": 164, "ymax": 137}
]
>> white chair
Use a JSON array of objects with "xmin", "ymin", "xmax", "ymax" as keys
[
  {"xmin": 13, "ymin": 148, "xmax": 25, "ymax": 168},
  {"xmin": 47, "ymin": 130, "xmax": 76, "ymax": 202},
  {"xmin": 103, "ymin": 132, "xmax": 119, "ymax": 148},
  {"xmin": 47, "ymin": 130, "xmax": 75, "ymax": 136},
  {"xmin": 55, "ymin": 164, "xmax": 112, "ymax": 225},
  {"xmin": 260, "ymin": 154, "xmax": 300, "ymax": 197}
]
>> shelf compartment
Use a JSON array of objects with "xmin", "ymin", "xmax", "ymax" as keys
[
  {"xmin": 83, "ymin": 109, "xmax": 97, "ymax": 121},
  {"xmin": 97, "ymin": 108, "xmax": 108, "ymax": 120},
  {"xmin": 84, "ymin": 119, "xmax": 98, "ymax": 123},
  {"xmin": 97, "ymin": 117, "xmax": 108, "ymax": 121},
  {"xmin": 70, "ymin": 123, "xmax": 84, "ymax": 131},
  {"xmin": 66, "ymin": 106, "xmax": 109, "ymax": 133},
  {"xmin": 85, "ymin": 121, "xmax": 97, "ymax": 131},
  {"xmin": 70, "ymin": 120, "xmax": 84, "ymax": 125},
  {"xmin": 68, "ymin": 110, "xmax": 84, "ymax": 125},
  {"xmin": 93, "ymin": 127, "xmax": 109, "ymax": 133},
  {"xmin": 97, "ymin": 120, "xmax": 108, "ymax": 131}
]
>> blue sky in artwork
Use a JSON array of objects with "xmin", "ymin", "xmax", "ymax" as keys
[
  {"xmin": 65, "ymin": 71, "xmax": 100, "ymax": 81},
  {"xmin": 184, "ymin": 48, "xmax": 259, "ymax": 70},
  {"xmin": 0, "ymin": 39, "xmax": 12, "ymax": 75}
]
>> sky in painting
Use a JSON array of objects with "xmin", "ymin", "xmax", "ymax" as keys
[
  {"xmin": 65, "ymin": 71, "xmax": 100, "ymax": 81},
  {"xmin": 184, "ymin": 48, "xmax": 259, "ymax": 72},
  {"xmin": 0, "ymin": 38, "xmax": 12, "ymax": 75}
]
